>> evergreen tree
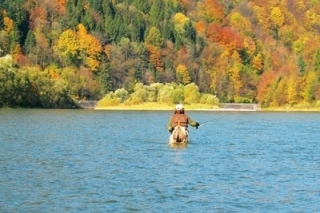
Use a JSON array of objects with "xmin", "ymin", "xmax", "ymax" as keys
[
  {"xmin": 162, "ymin": 22, "xmax": 175, "ymax": 41},
  {"xmin": 23, "ymin": 30, "xmax": 36, "ymax": 54},
  {"xmin": 9, "ymin": 25, "xmax": 20, "ymax": 52},
  {"xmin": 66, "ymin": 0, "xmax": 80, "ymax": 28},
  {"xmin": 128, "ymin": 11, "xmax": 145, "ymax": 42},
  {"xmin": 92, "ymin": 0, "xmax": 104, "ymax": 16},
  {"xmin": 97, "ymin": 55, "xmax": 113, "ymax": 95},
  {"xmin": 184, "ymin": 21, "xmax": 196, "ymax": 44},
  {"xmin": 133, "ymin": 0, "xmax": 150, "ymax": 14},
  {"xmin": 148, "ymin": 0, "xmax": 164, "ymax": 29},
  {"xmin": 0, "ymin": 10, "xmax": 4, "ymax": 30},
  {"xmin": 297, "ymin": 55, "xmax": 307, "ymax": 75},
  {"xmin": 81, "ymin": 10, "xmax": 95, "ymax": 31},
  {"xmin": 313, "ymin": 49, "xmax": 320, "ymax": 72}
]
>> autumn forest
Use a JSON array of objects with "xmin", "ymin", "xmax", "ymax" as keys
[{"xmin": 1, "ymin": 0, "xmax": 320, "ymax": 108}]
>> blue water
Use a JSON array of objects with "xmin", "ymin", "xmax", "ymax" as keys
[{"xmin": 0, "ymin": 109, "xmax": 320, "ymax": 212}]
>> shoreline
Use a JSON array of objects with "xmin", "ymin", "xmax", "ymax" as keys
[
  {"xmin": 94, "ymin": 106, "xmax": 320, "ymax": 112},
  {"xmin": 94, "ymin": 108, "xmax": 320, "ymax": 112}
]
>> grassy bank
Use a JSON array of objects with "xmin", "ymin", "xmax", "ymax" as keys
[
  {"xmin": 95, "ymin": 102, "xmax": 220, "ymax": 110},
  {"xmin": 95, "ymin": 102, "xmax": 320, "ymax": 111}
]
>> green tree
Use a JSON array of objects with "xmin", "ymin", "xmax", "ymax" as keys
[
  {"xmin": 23, "ymin": 30, "xmax": 36, "ymax": 54},
  {"xmin": 313, "ymin": 49, "xmax": 320, "ymax": 72},
  {"xmin": 297, "ymin": 55, "xmax": 307, "ymax": 74},
  {"xmin": 148, "ymin": 0, "xmax": 164, "ymax": 29},
  {"xmin": 183, "ymin": 21, "xmax": 196, "ymax": 44},
  {"xmin": 145, "ymin": 27, "xmax": 163, "ymax": 47},
  {"xmin": 133, "ymin": 0, "xmax": 150, "ymax": 13}
]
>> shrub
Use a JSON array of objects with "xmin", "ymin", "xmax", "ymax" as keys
[
  {"xmin": 184, "ymin": 83, "xmax": 200, "ymax": 103},
  {"xmin": 97, "ymin": 93, "xmax": 120, "ymax": 107}
]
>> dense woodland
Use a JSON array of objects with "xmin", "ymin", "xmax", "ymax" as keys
[{"xmin": 1, "ymin": 0, "xmax": 320, "ymax": 108}]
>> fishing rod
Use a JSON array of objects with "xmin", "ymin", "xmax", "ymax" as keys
[{"xmin": 198, "ymin": 120, "xmax": 214, "ymax": 128}]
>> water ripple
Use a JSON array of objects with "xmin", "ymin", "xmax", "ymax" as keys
[{"xmin": 0, "ymin": 110, "xmax": 320, "ymax": 212}]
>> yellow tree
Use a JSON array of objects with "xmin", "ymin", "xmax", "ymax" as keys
[
  {"xmin": 278, "ymin": 25, "xmax": 296, "ymax": 46},
  {"xmin": 244, "ymin": 36, "xmax": 257, "ymax": 58},
  {"xmin": 292, "ymin": 35, "xmax": 309, "ymax": 54},
  {"xmin": 173, "ymin": 13, "xmax": 189, "ymax": 38},
  {"xmin": 57, "ymin": 24, "xmax": 102, "ymax": 71},
  {"xmin": 77, "ymin": 24, "xmax": 102, "ymax": 71},
  {"xmin": 57, "ymin": 29, "xmax": 78, "ymax": 62},
  {"xmin": 229, "ymin": 12, "xmax": 252, "ymax": 35},
  {"xmin": 253, "ymin": 6, "xmax": 272, "ymax": 32},
  {"xmin": 303, "ymin": 71, "xmax": 317, "ymax": 103},
  {"xmin": 176, "ymin": 64, "xmax": 191, "ymax": 85},
  {"xmin": 287, "ymin": 73, "xmax": 299, "ymax": 105},
  {"xmin": 252, "ymin": 53, "xmax": 264, "ymax": 72},
  {"xmin": 305, "ymin": 8, "xmax": 320, "ymax": 29},
  {"xmin": 227, "ymin": 60, "xmax": 243, "ymax": 102},
  {"xmin": 270, "ymin": 7, "xmax": 285, "ymax": 28},
  {"xmin": 3, "ymin": 16, "xmax": 14, "ymax": 32}
]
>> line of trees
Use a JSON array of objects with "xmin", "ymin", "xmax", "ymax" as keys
[
  {"xmin": 1, "ymin": 0, "xmax": 320, "ymax": 108},
  {"xmin": 97, "ymin": 82, "xmax": 219, "ymax": 107}
]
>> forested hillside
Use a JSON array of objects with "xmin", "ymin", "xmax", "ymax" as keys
[{"xmin": 1, "ymin": 0, "xmax": 320, "ymax": 108}]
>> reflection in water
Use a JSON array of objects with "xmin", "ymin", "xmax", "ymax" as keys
[{"xmin": 0, "ymin": 109, "xmax": 320, "ymax": 212}]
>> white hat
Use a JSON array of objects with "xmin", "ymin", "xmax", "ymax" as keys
[{"xmin": 175, "ymin": 104, "xmax": 184, "ymax": 110}]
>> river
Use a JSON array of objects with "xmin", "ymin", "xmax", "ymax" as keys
[{"xmin": 0, "ymin": 109, "xmax": 319, "ymax": 212}]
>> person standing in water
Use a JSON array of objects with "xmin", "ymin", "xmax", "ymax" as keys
[{"xmin": 167, "ymin": 104, "xmax": 199, "ymax": 142}]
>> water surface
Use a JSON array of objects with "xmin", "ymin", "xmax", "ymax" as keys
[{"xmin": 0, "ymin": 109, "xmax": 319, "ymax": 212}]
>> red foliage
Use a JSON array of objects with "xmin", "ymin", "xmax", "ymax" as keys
[
  {"xmin": 29, "ymin": 7, "xmax": 47, "ymax": 30},
  {"xmin": 206, "ymin": 24, "xmax": 244, "ymax": 50}
]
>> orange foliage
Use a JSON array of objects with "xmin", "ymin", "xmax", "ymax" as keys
[
  {"xmin": 48, "ymin": 68, "xmax": 60, "ymax": 79},
  {"xmin": 195, "ymin": 21, "xmax": 205, "ymax": 35},
  {"xmin": 11, "ymin": 45, "xmax": 29, "ymax": 66},
  {"xmin": 256, "ymin": 71, "xmax": 277, "ymax": 103},
  {"xmin": 146, "ymin": 44, "xmax": 163, "ymax": 72},
  {"xmin": 77, "ymin": 24, "xmax": 102, "ymax": 71},
  {"xmin": 55, "ymin": 0, "xmax": 66, "ymax": 15},
  {"xmin": 206, "ymin": 23, "xmax": 222, "ymax": 43},
  {"xmin": 206, "ymin": 24, "xmax": 244, "ymax": 51},
  {"xmin": 197, "ymin": 0, "xmax": 225, "ymax": 23}
]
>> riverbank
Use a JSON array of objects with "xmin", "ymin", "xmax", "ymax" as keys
[
  {"xmin": 94, "ymin": 102, "xmax": 320, "ymax": 111},
  {"xmin": 95, "ymin": 102, "xmax": 220, "ymax": 111}
]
